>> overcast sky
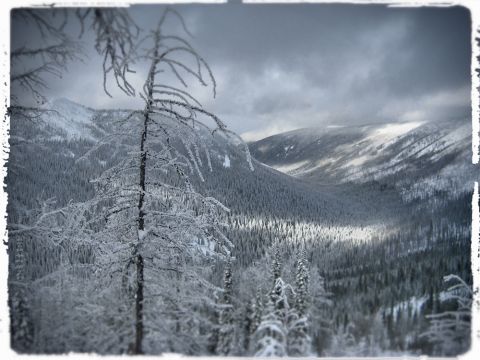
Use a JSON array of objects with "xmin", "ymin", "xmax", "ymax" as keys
[{"xmin": 12, "ymin": 3, "xmax": 471, "ymax": 141}]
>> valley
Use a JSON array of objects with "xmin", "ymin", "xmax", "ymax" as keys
[{"xmin": 7, "ymin": 99, "xmax": 474, "ymax": 355}]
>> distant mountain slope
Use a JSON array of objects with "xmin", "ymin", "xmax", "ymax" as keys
[
  {"xmin": 250, "ymin": 120, "xmax": 475, "ymax": 204},
  {"xmin": 36, "ymin": 98, "xmax": 98, "ymax": 141}
]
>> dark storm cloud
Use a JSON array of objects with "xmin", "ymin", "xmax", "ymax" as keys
[{"xmin": 11, "ymin": 3, "xmax": 471, "ymax": 140}]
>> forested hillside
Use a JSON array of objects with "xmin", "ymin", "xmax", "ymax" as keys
[{"xmin": 6, "ymin": 98, "xmax": 473, "ymax": 356}]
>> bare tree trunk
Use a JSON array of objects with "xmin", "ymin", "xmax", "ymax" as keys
[
  {"xmin": 133, "ymin": 31, "xmax": 160, "ymax": 355},
  {"xmin": 133, "ymin": 112, "xmax": 147, "ymax": 354}
]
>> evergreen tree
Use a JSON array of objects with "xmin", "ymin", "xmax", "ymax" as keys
[
  {"xmin": 326, "ymin": 323, "xmax": 356, "ymax": 357},
  {"xmin": 8, "ymin": 225, "xmax": 33, "ymax": 352},
  {"xmin": 272, "ymin": 243, "xmax": 282, "ymax": 282},
  {"xmin": 254, "ymin": 278, "xmax": 290, "ymax": 357},
  {"xmin": 288, "ymin": 249, "xmax": 312, "ymax": 356},
  {"xmin": 294, "ymin": 249, "xmax": 309, "ymax": 316},
  {"xmin": 216, "ymin": 260, "xmax": 235, "ymax": 355},
  {"xmin": 254, "ymin": 249, "xmax": 292, "ymax": 357},
  {"xmin": 242, "ymin": 297, "xmax": 255, "ymax": 353},
  {"xmin": 421, "ymin": 274, "xmax": 472, "ymax": 356},
  {"xmin": 309, "ymin": 266, "xmax": 332, "ymax": 355},
  {"xmin": 246, "ymin": 289, "xmax": 264, "ymax": 353}
]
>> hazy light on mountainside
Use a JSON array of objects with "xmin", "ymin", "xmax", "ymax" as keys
[
  {"xmin": 275, "ymin": 160, "xmax": 310, "ymax": 174},
  {"xmin": 371, "ymin": 121, "xmax": 424, "ymax": 145},
  {"xmin": 344, "ymin": 154, "xmax": 372, "ymax": 168},
  {"xmin": 241, "ymin": 123, "xmax": 300, "ymax": 142}
]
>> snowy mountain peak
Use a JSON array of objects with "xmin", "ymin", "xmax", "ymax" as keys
[{"xmin": 39, "ymin": 98, "xmax": 98, "ymax": 141}]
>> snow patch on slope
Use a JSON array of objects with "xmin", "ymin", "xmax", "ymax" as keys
[
  {"xmin": 223, "ymin": 154, "xmax": 231, "ymax": 168},
  {"xmin": 275, "ymin": 160, "xmax": 309, "ymax": 174}
]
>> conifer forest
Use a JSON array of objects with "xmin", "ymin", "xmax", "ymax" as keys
[{"xmin": 5, "ymin": 4, "xmax": 475, "ymax": 356}]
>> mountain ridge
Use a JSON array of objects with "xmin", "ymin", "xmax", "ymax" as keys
[{"xmin": 250, "ymin": 119, "xmax": 474, "ymax": 205}]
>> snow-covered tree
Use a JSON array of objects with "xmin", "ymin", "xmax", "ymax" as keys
[
  {"xmin": 254, "ymin": 248, "xmax": 296, "ymax": 357},
  {"xmin": 9, "ymin": 11, "xmax": 141, "ymax": 348},
  {"xmin": 254, "ymin": 278, "xmax": 290, "ymax": 357},
  {"xmin": 7, "ymin": 197, "xmax": 98, "ymax": 353},
  {"xmin": 252, "ymin": 289, "xmax": 264, "ymax": 335},
  {"xmin": 421, "ymin": 274, "xmax": 472, "ymax": 356},
  {"xmin": 8, "ymin": 6, "xmax": 255, "ymax": 354},
  {"xmin": 287, "ymin": 249, "xmax": 312, "ymax": 356},
  {"xmin": 326, "ymin": 323, "xmax": 357, "ymax": 357},
  {"xmin": 294, "ymin": 250, "xmax": 309, "ymax": 316},
  {"xmin": 242, "ymin": 288, "xmax": 264, "ymax": 354},
  {"xmin": 216, "ymin": 260, "xmax": 235, "ymax": 355},
  {"xmin": 309, "ymin": 265, "xmax": 333, "ymax": 355},
  {"xmin": 72, "ymin": 8, "xmax": 251, "ymax": 354},
  {"xmin": 271, "ymin": 243, "xmax": 282, "ymax": 282}
]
